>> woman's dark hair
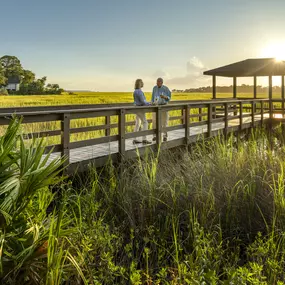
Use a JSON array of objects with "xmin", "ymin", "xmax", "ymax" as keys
[{"xmin": 135, "ymin": 79, "xmax": 143, "ymax": 89}]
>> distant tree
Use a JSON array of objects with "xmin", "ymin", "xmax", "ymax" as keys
[
  {"xmin": 0, "ymin": 55, "xmax": 64, "ymax": 95},
  {"xmin": 21, "ymin": 70, "xmax": 35, "ymax": 85},
  {"xmin": 58, "ymin": 88, "xmax": 64, "ymax": 94},
  {"xmin": 46, "ymin": 83, "xmax": 64, "ymax": 94},
  {"xmin": 0, "ymin": 64, "xmax": 5, "ymax": 86},
  {"xmin": 0, "ymin": 87, "xmax": 8, "ymax": 95},
  {"xmin": 0, "ymin": 55, "xmax": 23, "ymax": 79},
  {"xmin": 18, "ymin": 76, "xmax": 47, "ymax": 95}
]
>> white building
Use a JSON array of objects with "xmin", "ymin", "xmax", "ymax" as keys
[{"xmin": 6, "ymin": 76, "xmax": 20, "ymax": 91}]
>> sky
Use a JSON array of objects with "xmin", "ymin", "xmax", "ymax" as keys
[{"xmin": 1, "ymin": 0, "xmax": 285, "ymax": 91}]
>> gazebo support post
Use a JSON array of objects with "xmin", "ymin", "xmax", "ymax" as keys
[
  {"xmin": 253, "ymin": 76, "xmax": 257, "ymax": 113},
  {"xmin": 269, "ymin": 75, "xmax": 273, "ymax": 118},
  {"xmin": 254, "ymin": 76, "xmax": 257, "ymax": 99},
  {"xmin": 233, "ymin": 77, "xmax": 237, "ymax": 115},
  {"xmin": 212, "ymin": 76, "xmax": 216, "ymax": 99},
  {"xmin": 212, "ymin": 76, "xmax": 217, "ymax": 118},
  {"xmin": 233, "ymin": 77, "xmax": 237, "ymax": 99}
]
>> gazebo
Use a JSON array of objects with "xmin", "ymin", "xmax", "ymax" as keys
[{"xmin": 203, "ymin": 58, "xmax": 285, "ymax": 100}]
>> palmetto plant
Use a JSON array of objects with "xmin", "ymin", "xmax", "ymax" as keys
[
  {"xmin": 0, "ymin": 117, "xmax": 69, "ymax": 284},
  {"xmin": 0, "ymin": 119, "xmax": 64, "ymax": 225}
]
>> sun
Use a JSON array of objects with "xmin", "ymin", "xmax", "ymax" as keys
[{"xmin": 260, "ymin": 41, "xmax": 285, "ymax": 61}]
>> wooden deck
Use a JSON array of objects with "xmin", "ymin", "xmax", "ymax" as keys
[
  {"xmin": 0, "ymin": 98, "xmax": 282, "ymax": 174},
  {"xmin": 49, "ymin": 113, "xmax": 269, "ymax": 167}
]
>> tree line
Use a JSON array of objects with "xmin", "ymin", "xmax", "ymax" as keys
[
  {"xmin": 173, "ymin": 84, "xmax": 283, "ymax": 93},
  {"xmin": 0, "ymin": 55, "xmax": 64, "ymax": 95}
]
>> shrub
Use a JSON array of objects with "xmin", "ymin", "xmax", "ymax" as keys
[
  {"xmin": 0, "ymin": 87, "xmax": 8, "ymax": 95},
  {"xmin": 3, "ymin": 125, "xmax": 285, "ymax": 284}
]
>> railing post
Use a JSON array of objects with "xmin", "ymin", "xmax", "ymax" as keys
[
  {"xmin": 156, "ymin": 107, "xmax": 162, "ymax": 146},
  {"xmin": 119, "ymin": 109, "xmax": 125, "ymax": 159},
  {"xmin": 199, "ymin": 108, "xmax": 202, "ymax": 122},
  {"xmin": 182, "ymin": 109, "xmax": 186, "ymax": 125},
  {"xmin": 61, "ymin": 113, "xmax": 70, "ymax": 168},
  {"xmin": 105, "ymin": 115, "xmax": 111, "ymax": 136},
  {"xmin": 185, "ymin": 105, "xmax": 190, "ymax": 145},
  {"xmin": 224, "ymin": 103, "xmax": 228, "ymax": 138},
  {"xmin": 212, "ymin": 106, "xmax": 216, "ymax": 119},
  {"xmin": 234, "ymin": 103, "xmax": 238, "ymax": 116},
  {"xmin": 239, "ymin": 102, "xmax": 243, "ymax": 131},
  {"xmin": 207, "ymin": 104, "xmax": 212, "ymax": 137}
]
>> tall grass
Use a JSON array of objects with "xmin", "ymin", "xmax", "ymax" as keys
[
  {"xmin": 2, "ymin": 119, "xmax": 285, "ymax": 284},
  {"xmin": 0, "ymin": 91, "xmax": 281, "ymax": 108},
  {"xmin": 0, "ymin": 92, "xmax": 275, "ymax": 108}
]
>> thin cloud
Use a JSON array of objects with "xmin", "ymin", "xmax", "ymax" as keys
[
  {"xmin": 152, "ymin": 70, "xmax": 169, "ymax": 79},
  {"xmin": 168, "ymin": 56, "xmax": 210, "ymax": 89}
]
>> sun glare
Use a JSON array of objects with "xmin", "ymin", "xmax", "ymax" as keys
[{"xmin": 260, "ymin": 42, "xmax": 285, "ymax": 61}]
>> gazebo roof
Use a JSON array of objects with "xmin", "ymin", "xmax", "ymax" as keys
[{"xmin": 204, "ymin": 58, "xmax": 285, "ymax": 77}]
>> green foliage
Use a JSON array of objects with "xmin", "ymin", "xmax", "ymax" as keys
[
  {"xmin": 0, "ymin": 64, "xmax": 5, "ymax": 86},
  {"xmin": 0, "ymin": 55, "xmax": 23, "ymax": 79},
  {"xmin": 3, "ymin": 123, "xmax": 285, "ymax": 283},
  {"xmin": 0, "ymin": 118, "xmax": 74, "ymax": 284},
  {"xmin": 0, "ymin": 55, "xmax": 64, "ymax": 95},
  {"xmin": 46, "ymin": 84, "xmax": 64, "ymax": 95},
  {"xmin": 19, "ymin": 76, "xmax": 47, "ymax": 95},
  {"xmin": 21, "ymin": 69, "xmax": 36, "ymax": 85},
  {"xmin": 0, "ymin": 87, "xmax": 8, "ymax": 96}
]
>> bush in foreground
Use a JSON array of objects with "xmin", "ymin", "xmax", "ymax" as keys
[{"xmin": 1, "ymin": 122, "xmax": 285, "ymax": 284}]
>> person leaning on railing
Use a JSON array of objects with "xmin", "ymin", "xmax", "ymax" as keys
[
  {"xmin": 151, "ymin": 77, "xmax": 172, "ymax": 142},
  {"xmin": 133, "ymin": 79, "xmax": 152, "ymax": 145}
]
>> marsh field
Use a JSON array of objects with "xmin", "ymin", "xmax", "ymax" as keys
[
  {"xmin": 0, "ymin": 91, "xmax": 279, "ymax": 107},
  {"xmin": 2, "ymin": 93, "xmax": 285, "ymax": 284}
]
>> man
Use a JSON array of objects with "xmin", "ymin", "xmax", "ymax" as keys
[{"xmin": 151, "ymin": 78, "xmax": 171, "ymax": 141}]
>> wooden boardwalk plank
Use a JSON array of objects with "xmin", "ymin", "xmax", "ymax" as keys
[{"xmin": 46, "ymin": 114, "xmax": 270, "ymax": 171}]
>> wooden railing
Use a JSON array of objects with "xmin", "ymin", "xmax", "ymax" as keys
[{"xmin": 0, "ymin": 99, "xmax": 273, "ymax": 170}]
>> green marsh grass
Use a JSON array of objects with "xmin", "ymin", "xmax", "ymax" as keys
[
  {"xmin": 0, "ymin": 92, "xmax": 274, "ymax": 108},
  {"xmin": 3, "ymin": 118, "xmax": 285, "ymax": 283}
]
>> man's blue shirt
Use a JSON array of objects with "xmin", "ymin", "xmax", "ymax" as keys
[{"xmin": 151, "ymin": 85, "xmax": 171, "ymax": 105}]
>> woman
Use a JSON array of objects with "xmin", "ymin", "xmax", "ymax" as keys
[{"xmin": 133, "ymin": 79, "xmax": 151, "ymax": 145}]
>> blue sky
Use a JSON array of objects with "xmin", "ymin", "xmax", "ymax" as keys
[{"xmin": 1, "ymin": 0, "xmax": 285, "ymax": 91}]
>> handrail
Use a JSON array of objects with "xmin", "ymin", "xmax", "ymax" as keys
[
  {"xmin": 0, "ymin": 98, "xmax": 270, "ymax": 118},
  {"xmin": 0, "ymin": 98, "xmax": 274, "ymax": 172},
  {"xmin": 0, "ymin": 97, "xmax": 247, "ymax": 114}
]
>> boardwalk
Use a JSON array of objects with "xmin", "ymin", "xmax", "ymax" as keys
[
  {"xmin": 50, "ymin": 113, "xmax": 268, "ymax": 166},
  {"xmin": 0, "ymin": 98, "xmax": 282, "ymax": 174}
]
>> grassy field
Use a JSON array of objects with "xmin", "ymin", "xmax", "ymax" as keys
[
  {"xmin": 0, "ymin": 91, "xmax": 279, "ymax": 107},
  {"xmin": 2, "ymin": 119, "xmax": 285, "ymax": 284}
]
